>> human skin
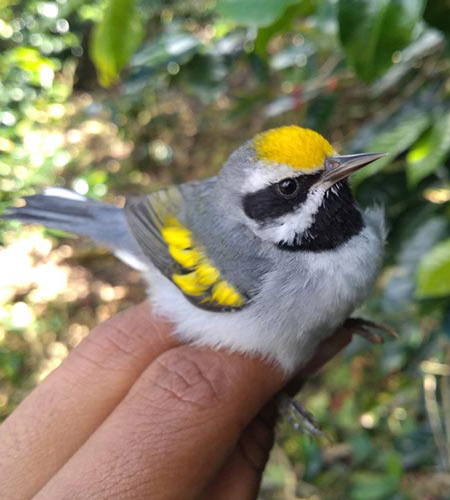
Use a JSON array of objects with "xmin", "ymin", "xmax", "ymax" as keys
[{"xmin": 0, "ymin": 301, "xmax": 352, "ymax": 500}]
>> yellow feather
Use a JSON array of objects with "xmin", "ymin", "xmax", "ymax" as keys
[
  {"xmin": 168, "ymin": 245, "xmax": 201, "ymax": 268},
  {"xmin": 172, "ymin": 272, "xmax": 209, "ymax": 296},
  {"xmin": 161, "ymin": 226, "xmax": 192, "ymax": 249},
  {"xmin": 254, "ymin": 126, "xmax": 334, "ymax": 171},
  {"xmin": 211, "ymin": 280, "xmax": 245, "ymax": 307},
  {"xmin": 162, "ymin": 217, "xmax": 245, "ymax": 308},
  {"xmin": 195, "ymin": 261, "xmax": 221, "ymax": 286}
]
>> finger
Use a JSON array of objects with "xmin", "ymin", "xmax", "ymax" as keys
[
  {"xmin": 200, "ymin": 401, "xmax": 278, "ymax": 500},
  {"xmin": 200, "ymin": 326, "xmax": 352, "ymax": 500},
  {"xmin": 34, "ymin": 346, "xmax": 286, "ymax": 500},
  {"xmin": 0, "ymin": 301, "xmax": 176, "ymax": 500}
]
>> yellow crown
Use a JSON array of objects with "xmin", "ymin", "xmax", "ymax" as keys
[{"xmin": 254, "ymin": 126, "xmax": 334, "ymax": 171}]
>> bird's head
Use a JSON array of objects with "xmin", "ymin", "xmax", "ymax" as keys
[{"xmin": 217, "ymin": 126, "xmax": 383, "ymax": 251}]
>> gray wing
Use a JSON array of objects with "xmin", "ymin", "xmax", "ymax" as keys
[
  {"xmin": 124, "ymin": 186, "xmax": 185, "ymax": 279},
  {"xmin": 125, "ymin": 184, "xmax": 256, "ymax": 311}
]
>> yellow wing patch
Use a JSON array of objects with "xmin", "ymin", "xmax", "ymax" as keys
[
  {"xmin": 168, "ymin": 246, "xmax": 201, "ymax": 269},
  {"xmin": 254, "ymin": 126, "xmax": 335, "ymax": 172},
  {"xmin": 211, "ymin": 280, "xmax": 245, "ymax": 307},
  {"xmin": 161, "ymin": 225, "xmax": 192, "ymax": 249},
  {"xmin": 161, "ymin": 217, "xmax": 245, "ymax": 309}
]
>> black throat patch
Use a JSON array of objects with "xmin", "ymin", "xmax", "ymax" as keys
[{"xmin": 279, "ymin": 181, "xmax": 364, "ymax": 252}]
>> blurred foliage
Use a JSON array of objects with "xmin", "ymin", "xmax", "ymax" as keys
[
  {"xmin": 2, "ymin": 0, "xmax": 450, "ymax": 498},
  {"xmin": 338, "ymin": 0, "xmax": 426, "ymax": 83},
  {"xmin": 90, "ymin": 0, "xmax": 144, "ymax": 86}
]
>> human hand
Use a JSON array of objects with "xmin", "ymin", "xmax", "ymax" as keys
[{"xmin": 0, "ymin": 302, "xmax": 352, "ymax": 500}]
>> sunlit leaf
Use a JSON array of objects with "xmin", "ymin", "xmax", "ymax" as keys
[
  {"xmin": 90, "ymin": 0, "xmax": 144, "ymax": 87},
  {"xmin": 216, "ymin": 0, "xmax": 301, "ymax": 27},
  {"xmin": 5, "ymin": 47, "xmax": 58, "ymax": 88},
  {"xmin": 406, "ymin": 111, "xmax": 450, "ymax": 186},
  {"xmin": 338, "ymin": 0, "xmax": 426, "ymax": 83},
  {"xmin": 417, "ymin": 238, "xmax": 450, "ymax": 298},
  {"xmin": 130, "ymin": 32, "xmax": 200, "ymax": 69},
  {"xmin": 351, "ymin": 111, "xmax": 430, "ymax": 185}
]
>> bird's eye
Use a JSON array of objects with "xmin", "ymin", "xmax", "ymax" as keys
[{"xmin": 276, "ymin": 178, "xmax": 299, "ymax": 199}]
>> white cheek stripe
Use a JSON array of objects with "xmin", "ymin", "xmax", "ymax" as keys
[{"xmin": 252, "ymin": 185, "xmax": 326, "ymax": 245}]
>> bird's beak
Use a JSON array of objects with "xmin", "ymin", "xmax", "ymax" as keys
[{"xmin": 320, "ymin": 152, "xmax": 387, "ymax": 188}]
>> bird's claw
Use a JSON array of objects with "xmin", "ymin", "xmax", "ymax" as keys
[
  {"xmin": 277, "ymin": 393, "xmax": 324, "ymax": 437},
  {"xmin": 345, "ymin": 317, "xmax": 399, "ymax": 344}
]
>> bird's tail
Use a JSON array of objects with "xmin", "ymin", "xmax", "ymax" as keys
[{"xmin": 2, "ymin": 187, "xmax": 147, "ymax": 270}]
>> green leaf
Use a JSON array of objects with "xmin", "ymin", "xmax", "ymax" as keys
[
  {"xmin": 254, "ymin": 1, "xmax": 315, "ymax": 57},
  {"xmin": 417, "ymin": 238, "xmax": 450, "ymax": 298},
  {"xmin": 216, "ymin": 0, "xmax": 301, "ymax": 27},
  {"xmin": 350, "ymin": 473, "xmax": 399, "ymax": 500},
  {"xmin": 300, "ymin": 437, "xmax": 323, "ymax": 480},
  {"xmin": 349, "ymin": 433, "xmax": 374, "ymax": 465},
  {"xmin": 90, "ymin": 0, "xmax": 144, "ymax": 87},
  {"xmin": 0, "ymin": 350, "xmax": 24, "ymax": 383},
  {"xmin": 338, "ymin": 0, "xmax": 426, "ymax": 83},
  {"xmin": 383, "ymin": 450, "xmax": 403, "ymax": 479},
  {"xmin": 383, "ymin": 216, "xmax": 447, "ymax": 312},
  {"xmin": 406, "ymin": 111, "xmax": 450, "ymax": 186},
  {"xmin": 351, "ymin": 111, "xmax": 430, "ymax": 185},
  {"xmin": 424, "ymin": 0, "xmax": 450, "ymax": 35}
]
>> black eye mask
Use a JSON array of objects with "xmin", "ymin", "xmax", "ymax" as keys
[{"xmin": 242, "ymin": 173, "xmax": 321, "ymax": 222}]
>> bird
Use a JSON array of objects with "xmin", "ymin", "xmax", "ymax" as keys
[{"xmin": 3, "ymin": 125, "xmax": 396, "ymax": 430}]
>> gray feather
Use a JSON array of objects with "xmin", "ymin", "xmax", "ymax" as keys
[
  {"xmin": 182, "ymin": 179, "xmax": 272, "ymax": 297},
  {"xmin": 2, "ymin": 189, "xmax": 147, "ymax": 270},
  {"xmin": 124, "ymin": 186, "xmax": 185, "ymax": 276}
]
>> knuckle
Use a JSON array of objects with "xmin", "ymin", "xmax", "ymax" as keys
[
  {"xmin": 71, "ymin": 324, "xmax": 139, "ymax": 374},
  {"xmin": 149, "ymin": 348, "xmax": 227, "ymax": 411}
]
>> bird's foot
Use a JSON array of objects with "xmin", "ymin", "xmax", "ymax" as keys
[
  {"xmin": 344, "ymin": 317, "xmax": 399, "ymax": 344},
  {"xmin": 277, "ymin": 393, "xmax": 324, "ymax": 437}
]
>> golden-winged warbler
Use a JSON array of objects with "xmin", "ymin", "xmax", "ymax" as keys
[{"xmin": 4, "ymin": 126, "xmax": 393, "ymax": 380}]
